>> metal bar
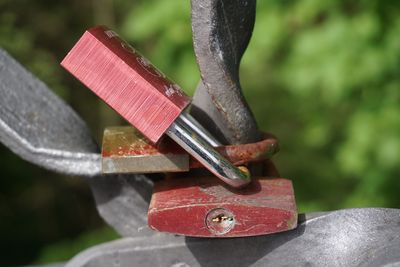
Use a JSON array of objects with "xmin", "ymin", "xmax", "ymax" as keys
[
  {"xmin": 167, "ymin": 116, "xmax": 251, "ymax": 188},
  {"xmin": 66, "ymin": 208, "xmax": 400, "ymax": 267},
  {"xmin": 190, "ymin": 0, "xmax": 261, "ymax": 145},
  {"xmin": 0, "ymin": 49, "xmax": 101, "ymax": 177},
  {"xmin": 179, "ymin": 112, "xmax": 222, "ymax": 147}
]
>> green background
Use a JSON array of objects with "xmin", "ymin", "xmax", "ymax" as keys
[{"xmin": 0, "ymin": 0, "xmax": 399, "ymax": 266}]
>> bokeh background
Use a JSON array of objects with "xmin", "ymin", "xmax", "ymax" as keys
[{"xmin": 1, "ymin": 0, "xmax": 399, "ymax": 266}]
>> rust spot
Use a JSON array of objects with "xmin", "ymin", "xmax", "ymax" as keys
[
  {"xmin": 190, "ymin": 132, "xmax": 279, "ymax": 168},
  {"xmin": 238, "ymin": 166, "xmax": 250, "ymax": 178}
]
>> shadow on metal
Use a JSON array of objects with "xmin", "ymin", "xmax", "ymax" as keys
[
  {"xmin": 65, "ymin": 209, "xmax": 400, "ymax": 267},
  {"xmin": 0, "ymin": 49, "xmax": 154, "ymax": 237},
  {"xmin": 87, "ymin": 173, "xmax": 153, "ymax": 237}
]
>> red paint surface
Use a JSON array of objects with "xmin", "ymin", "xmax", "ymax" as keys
[
  {"xmin": 61, "ymin": 26, "xmax": 191, "ymax": 143},
  {"xmin": 148, "ymin": 177, "xmax": 297, "ymax": 237}
]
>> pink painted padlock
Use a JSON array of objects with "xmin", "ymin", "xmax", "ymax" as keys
[{"xmin": 61, "ymin": 26, "xmax": 250, "ymax": 187}]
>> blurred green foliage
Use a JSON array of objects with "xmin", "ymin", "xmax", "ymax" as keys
[
  {"xmin": 0, "ymin": 0, "xmax": 399, "ymax": 266},
  {"xmin": 35, "ymin": 227, "xmax": 118, "ymax": 264}
]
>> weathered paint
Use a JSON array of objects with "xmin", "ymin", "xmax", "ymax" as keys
[
  {"xmin": 148, "ymin": 176, "xmax": 297, "ymax": 237},
  {"xmin": 101, "ymin": 126, "xmax": 279, "ymax": 174},
  {"xmin": 101, "ymin": 126, "xmax": 188, "ymax": 173}
]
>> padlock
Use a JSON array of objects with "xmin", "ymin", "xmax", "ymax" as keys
[
  {"xmin": 62, "ymin": 26, "xmax": 298, "ymax": 237},
  {"xmin": 102, "ymin": 126, "xmax": 188, "ymax": 174},
  {"xmin": 101, "ymin": 127, "xmax": 296, "ymax": 237},
  {"xmin": 61, "ymin": 26, "xmax": 250, "ymax": 188},
  {"xmin": 148, "ymin": 175, "xmax": 297, "ymax": 237},
  {"xmin": 101, "ymin": 126, "xmax": 279, "ymax": 174}
]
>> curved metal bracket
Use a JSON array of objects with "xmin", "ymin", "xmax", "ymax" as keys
[
  {"xmin": 190, "ymin": 0, "xmax": 262, "ymax": 144},
  {"xmin": 0, "ymin": 49, "xmax": 151, "ymax": 236},
  {"xmin": 0, "ymin": 49, "xmax": 100, "ymax": 176}
]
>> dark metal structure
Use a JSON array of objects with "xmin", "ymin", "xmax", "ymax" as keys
[{"xmin": 191, "ymin": 0, "xmax": 261, "ymax": 144}]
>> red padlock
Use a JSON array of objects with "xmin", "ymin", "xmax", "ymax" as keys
[
  {"xmin": 61, "ymin": 26, "xmax": 251, "ymax": 188},
  {"xmin": 62, "ymin": 26, "xmax": 298, "ymax": 237},
  {"xmin": 148, "ymin": 176, "xmax": 297, "ymax": 238},
  {"xmin": 100, "ymin": 126, "xmax": 297, "ymax": 237}
]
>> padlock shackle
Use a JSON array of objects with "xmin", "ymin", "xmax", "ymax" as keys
[
  {"xmin": 179, "ymin": 112, "xmax": 221, "ymax": 147},
  {"xmin": 167, "ymin": 115, "xmax": 251, "ymax": 188}
]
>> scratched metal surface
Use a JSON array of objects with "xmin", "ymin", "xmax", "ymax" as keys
[
  {"xmin": 66, "ymin": 208, "xmax": 400, "ymax": 267},
  {"xmin": 148, "ymin": 177, "xmax": 297, "ymax": 237},
  {"xmin": 101, "ymin": 126, "xmax": 189, "ymax": 174},
  {"xmin": 101, "ymin": 126, "xmax": 279, "ymax": 173}
]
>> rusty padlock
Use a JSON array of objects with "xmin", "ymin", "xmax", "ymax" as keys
[
  {"xmin": 101, "ymin": 126, "xmax": 279, "ymax": 174},
  {"xmin": 148, "ymin": 175, "xmax": 297, "ymax": 238},
  {"xmin": 101, "ymin": 127, "xmax": 297, "ymax": 238}
]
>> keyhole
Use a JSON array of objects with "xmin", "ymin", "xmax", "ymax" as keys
[
  {"xmin": 212, "ymin": 214, "xmax": 234, "ymax": 223},
  {"xmin": 206, "ymin": 208, "xmax": 235, "ymax": 235}
]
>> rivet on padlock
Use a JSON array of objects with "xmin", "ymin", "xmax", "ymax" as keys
[{"xmin": 61, "ymin": 26, "xmax": 250, "ymax": 188}]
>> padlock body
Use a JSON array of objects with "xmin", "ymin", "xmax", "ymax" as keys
[
  {"xmin": 148, "ymin": 176, "xmax": 297, "ymax": 237},
  {"xmin": 61, "ymin": 26, "xmax": 191, "ymax": 143},
  {"xmin": 102, "ymin": 126, "xmax": 189, "ymax": 173},
  {"xmin": 101, "ymin": 126, "xmax": 280, "ymax": 174}
]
